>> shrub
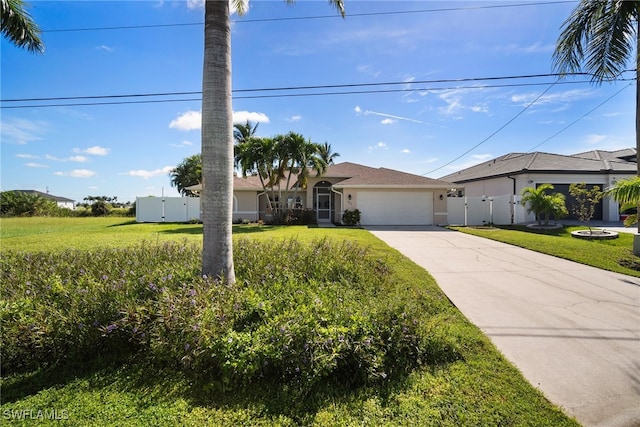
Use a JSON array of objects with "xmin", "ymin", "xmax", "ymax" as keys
[
  {"xmin": 0, "ymin": 239, "xmax": 460, "ymax": 390},
  {"xmin": 271, "ymin": 209, "xmax": 315, "ymax": 225},
  {"xmin": 91, "ymin": 201, "xmax": 111, "ymax": 216},
  {"xmin": 342, "ymin": 209, "xmax": 361, "ymax": 226},
  {"xmin": 0, "ymin": 191, "xmax": 59, "ymax": 217}
]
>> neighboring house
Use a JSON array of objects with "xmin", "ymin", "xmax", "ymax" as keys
[
  {"xmin": 137, "ymin": 162, "xmax": 454, "ymax": 225},
  {"xmin": 12, "ymin": 190, "xmax": 75, "ymax": 210},
  {"xmin": 440, "ymin": 148, "xmax": 636, "ymax": 222}
]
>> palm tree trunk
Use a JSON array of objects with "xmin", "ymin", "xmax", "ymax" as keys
[
  {"xmin": 201, "ymin": 0, "xmax": 235, "ymax": 284},
  {"xmin": 634, "ymin": 14, "xmax": 640, "ymax": 255}
]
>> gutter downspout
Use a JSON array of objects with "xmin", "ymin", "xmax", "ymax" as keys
[
  {"xmin": 331, "ymin": 187, "xmax": 343, "ymax": 224},
  {"xmin": 507, "ymin": 176, "xmax": 516, "ymax": 224}
]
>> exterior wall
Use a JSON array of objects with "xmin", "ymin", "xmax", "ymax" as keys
[
  {"xmin": 56, "ymin": 201, "xmax": 75, "ymax": 210},
  {"xmin": 433, "ymin": 189, "xmax": 448, "ymax": 225},
  {"xmin": 456, "ymin": 172, "xmax": 634, "ymax": 222},
  {"xmin": 233, "ymin": 191, "xmax": 259, "ymax": 222}
]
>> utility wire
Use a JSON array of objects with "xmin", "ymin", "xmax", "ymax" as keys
[
  {"xmin": 3, "ymin": 73, "xmax": 635, "ymax": 108},
  {"xmin": 525, "ymin": 82, "xmax": 633, "ymax": 152},
  {"xmin": 5, "ymin": 79, "xmax": 632, "ymax": 109},
  {"xmin": 1, "ymin": 72, "xmax": 599, "ymax": 103},
  {"xmin": 40, "ymin": 1, "xmax": 576, "ymax": 33},
  {"xmin": 422, "ymin": 80, "xmax": 562, "ymax": 176}
]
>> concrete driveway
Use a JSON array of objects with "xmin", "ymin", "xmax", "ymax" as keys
[{"xmin": 366, "ymin": 226, "xmax": 640, "ymax": 427}]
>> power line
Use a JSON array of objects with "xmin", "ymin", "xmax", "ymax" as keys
[
  {"xmin": 423, "ymin": 80, "xmax": 562, "ymax": 176},
  {"xmin": 2, "ymin": 78, "xmax": 634, "ymax": 109},
  {"xmin": 40, "ymin": 1, "xmax": 576, "ymax": 33},
  {"xmin": 3, "ymin": 71, "xmax": 634, "ymax": 108},
  {"xmin": 2, "ymin": 72, "xmax": 597, "ymax": 103},
  {"xmin": 525, "ymin": 82, "xmax": 633, "ymax": 152}
]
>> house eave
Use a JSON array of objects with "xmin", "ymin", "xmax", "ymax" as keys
[{"xmin": 332, "ymin": 184, "xmax": 453, "ymax": 190}]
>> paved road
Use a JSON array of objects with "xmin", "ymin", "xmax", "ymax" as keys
[{"xmin": 367, "ymin": 226, "xmax": 640, "ymax": 427}]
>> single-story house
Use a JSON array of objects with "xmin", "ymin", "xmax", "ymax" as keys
[
  {"xmin": 10, "ymin": 190, "xmax": 75, "ymax": 210},
  {"xmin": 439, "ymin": 148, "xmax": 637, "ymax": 222},
  {"xmin": 137, "ymin": 162, "xmax": 454, "ymax": 225}
]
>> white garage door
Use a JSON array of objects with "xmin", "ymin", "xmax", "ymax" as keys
[{"xmin": 357, "ymin": 191, "xmax": 433, "ymax": 225}]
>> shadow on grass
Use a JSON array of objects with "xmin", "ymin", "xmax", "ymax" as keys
[
  {"xmin": 107, "ymin": 219, "xmax": 138, "ymax": 227},
  {"xmin": 1, "ymin": 353, "xmax": 443, "ymax": 425}
]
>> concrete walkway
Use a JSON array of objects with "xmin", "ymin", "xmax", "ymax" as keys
[{"xmin": 366, "ymin": 226, "xmax": 640, "ymax": 427}]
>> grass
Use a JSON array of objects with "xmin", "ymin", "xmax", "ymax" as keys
[
  {"xmin": 0, "ymin": 217, "xmax": 578, "ymax": 425},
  {"xmin": 0, "ymin": 217, "xmax": 369, "ymax": 252},
  {"xmin": 449, "ymin": 224, "xmax": 640, "ymax": 277}
]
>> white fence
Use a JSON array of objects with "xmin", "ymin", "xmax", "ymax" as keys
[
  {"xmin": 446, "ymin": 194, "xmax": 527, "ymax": 226},
  {"xmin": 136, "ymin": 197, "xmax": 201, "ymax": 222},
  {"xmin": 136, "ymin": 194, "xmax": 528, "ymax": 226}
]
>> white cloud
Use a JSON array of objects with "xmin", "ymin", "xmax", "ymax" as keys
[
  {"xmin": 186, "ymin": 0, "xmax": 248, "ymax": 15},
  {"xmin": 233, "ymin": 110, "xmax": 269, "ymax": 124},
  {"xmin": 368, "ymin": 142, "xmax": 388, "ymax": 151},
  {"xmin": 124, "ymin": 166, "xmax": 174, "ymax": 179},
  {"xmin": 381, "ymin": 118, "xmax": 397, "ymax": 125},
  {"xmin": 437, "ymin": 87, "xmax": 488, "ymax": 116},
  {"xmin": 96, "ymin": 45, "xmax": 113, "ymax": 53},
  {"xmin": 170, "ymin": 140, "xmax": 194, "ymax": 148},
  {"xmin": 357, "ymin": 64, "xmax": 380, "ymax": 78},
  {"xmin": 356, "ymin": 106, "xmax": 423, "ymax": 124},
  {"xmin": 584, "ymin": 134, "xmax": 607, "ymax": 145},
  {"xmin": 25, "ymin": 162, "xmax": 48, "ymax": 168},
  {"xmin": 169, "ymin": 110, "xmax": 201, "ymax": 131},
  {"xmin": 1, "ymin": 118, "xmax": 47, "ymax": 145},
  {"xmin": 401, "ymin": 149, "xmax": 411, "ymax": 154},
  {"xmin": 510, "ymin": 89, "xmax": 593, "ymax": 107},
  {"xmin": 54, "ymin": 169, "xmax": 96, "ymax": 178},
  {"xmin": 74, "ymin": 146, "xmax": 109, "ymax": 156},
  {"xmin": 288, "ymin": 115, "xmax": 302, "ymax": 122},
  {"xmin": 170, "ymin": 109, "xmax": 269, "ymax": 131},
  {"xmin": 16, "ymin": 153, "xmax": 39, "ymax": 159},
  {"xmin": 69, "ymin": 155, "xmax": 89, "ymax": 162}
]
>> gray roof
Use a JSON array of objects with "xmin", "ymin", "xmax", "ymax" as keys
[
  {"xmin": 11, "ymin": 190, "xmax": 75, "ymax": 203},
  {"xmin": 227, "ymin": 162, "xmax": 454, "ymax": 189},
  {"xmin": 440, "ymin": 149, "xmax": 637, "ymax": 184},
  {"xmin": 328, "ymin": 162, "xmax": 453, "ymax": 188}
]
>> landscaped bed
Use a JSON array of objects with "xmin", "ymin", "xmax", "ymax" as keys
[{"xmin": 0, "ymin": 218, "xmax": 577, "ymax": 425}]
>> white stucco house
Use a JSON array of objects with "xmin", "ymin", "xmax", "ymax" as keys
[
  {"xmin": 137, "ymin": 162, "xmax": 454, "ymax": 225},
  {"xmin": 440, "ymin": 148, "xmax": 636, "ymax": 223},
  {"xmin": 13, "ymin": 190, "xmax": 76, "ymax": 210}
]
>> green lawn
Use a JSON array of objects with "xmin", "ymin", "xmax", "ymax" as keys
[
  {"xmin": 449, "ymin": 224, "xmax": 640, "ymax": 277},
  {"xmin": 0, "ymin": 218, "xmax": 578, "ymax": 426}
]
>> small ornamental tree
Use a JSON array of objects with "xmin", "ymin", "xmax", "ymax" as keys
[{"xmin": 569, "ymin": 182, "xmax": 603, "ymax": 234}]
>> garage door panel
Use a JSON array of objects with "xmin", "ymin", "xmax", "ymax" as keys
[{"xmin": 357, "ymin": 191, "xmax": 433, "ymax": 225}]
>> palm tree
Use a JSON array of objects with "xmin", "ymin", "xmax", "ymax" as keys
[
  {"xmin": 170, "ymin": 154, "xmax": 202, "ymax": 196},
  {"xmin": 201, "ymin": 0, "xmax": 344, "ymax": 283},
  {"xmin": 521, "ymin": 184, "xmax": 568, "ymax": 226},
  {"xmin": 553, "ymin": 0, "xmax": 639, "ymax": 247},
  {"xmin": 1, "ymin": 0, "xmax": 44, "ymax": 53},
  {"xmin": 605, "ymin": 176, "xmax": 640, "ymax": 227},
  {"xmin": 318, "ymin": 142, "xmax": 340, "ymax": 165},
  {"xmin": 233, "ymin": 120, "xmax": 259, "ymax": 144}
]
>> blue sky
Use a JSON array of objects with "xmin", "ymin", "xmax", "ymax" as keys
[{"xmin": 1, "ymin": 0, "xmax": 635, "ymax": 203}]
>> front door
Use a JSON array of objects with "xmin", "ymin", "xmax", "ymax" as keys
[{"xmin": 316, "ymin": 192, "xmax": 331, "ymax": 223}]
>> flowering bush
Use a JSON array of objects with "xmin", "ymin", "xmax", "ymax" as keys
[{"xmin": 0, "ymin": 238, "xmax": 460, "ymax": 389}]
